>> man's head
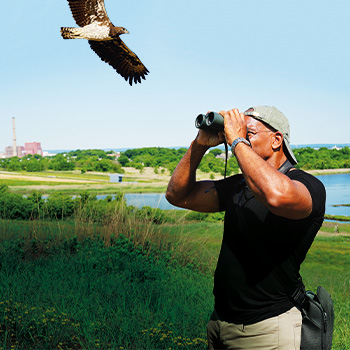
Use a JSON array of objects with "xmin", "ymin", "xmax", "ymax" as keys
[{"xmin": 244, "ymin": 106, "xmax": 297, "ymax": 164}]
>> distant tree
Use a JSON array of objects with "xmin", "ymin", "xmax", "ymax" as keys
[
  {"xmin": 26, "ymin": 160, "xmax": 44, "ymax": 172},
  {"xmin": 110, "ymin": 163, "xmax": 124, "ymax": 173},
  {"xmin": 209, "ymin": 148, "xmax": 223, "ymax": 157},
  {"xmin": 167, "ymin": 161, "xmax": 178, "ymax": 175},
  {"xmin": 118, "ymin": 154, "xmax": 130, "ymax": 166},
  {"xmin": 7, "ymin": 157, "xmax": 22, "ymax": 171},
  {"xmin": 94, "ymin": 159, "xmax": 112, "ymax": 172},
  {"xmin": 50, "ymin": 154, "xmax": 75, "ymax": 171}
]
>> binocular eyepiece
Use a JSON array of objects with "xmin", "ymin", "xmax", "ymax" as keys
[{"xmin": 195, "ymin": 112, "xmax": 224, "ymax": 132}]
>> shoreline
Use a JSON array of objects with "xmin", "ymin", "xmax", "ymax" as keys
[
  {"xmin": 305, "ymin": 168, "xmax": 350, "ymax": 176},
  {"xmin": 1, "ymin": 167, "xmax": 349, "ymax": 197}
]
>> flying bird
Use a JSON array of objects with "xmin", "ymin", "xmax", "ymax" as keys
[{"xmin": 60, "ymin": 0, "xmax": 149, "ymax": 85}]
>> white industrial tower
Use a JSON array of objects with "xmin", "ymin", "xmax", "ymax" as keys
[{"xmin": 12, "ymin": 117, "xmax": 17, "ymax": 157}]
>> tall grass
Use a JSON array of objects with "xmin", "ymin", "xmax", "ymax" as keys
[
  {"xmin": 300, "ymin": 235, "xmax": 350, "ymax": 349},
  {"xmin": 0, "ymin": 209, "xmax": 349, "ymax": 349},
  {"xmin": 0, "ymin": 235, "xmax": 212, "ymax": 349},
  {"xmin": 0, "ymin": 206, "xmax": 215, "ymax": 349}
]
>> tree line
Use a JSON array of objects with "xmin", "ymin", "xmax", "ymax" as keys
[
  {"xmin": 0, "ymin": 150, "xmax": 124, "ymax": 174},
  {"xmin": 1, "ymin": 146, "xmax": 349, "ymax": 175},
  {"xmin": 293, "ymin": 147, "xmax": 350, "ymax": 170}
]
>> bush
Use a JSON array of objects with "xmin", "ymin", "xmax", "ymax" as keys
[
  {"xmin": 185, "ymin": 211, "xmax": 224, "ymax": 222},
  {"xmin": 134, "ymin": 206, "xmax": 173, "ymax": 225}
]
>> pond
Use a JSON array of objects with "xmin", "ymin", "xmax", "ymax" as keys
[
  {"xmin": 97, "ymin": 173, "xmax": 350, "ymax": 217},
  {"xmin": 315, "ymin": 173, "xmax": 350, "ymax": 217}
]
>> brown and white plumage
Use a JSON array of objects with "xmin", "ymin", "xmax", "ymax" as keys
[{"xmin": 61, "ymin": 0, "xmax": 149, "ymax": 85}]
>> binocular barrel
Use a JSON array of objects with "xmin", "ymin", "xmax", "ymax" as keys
[{"xmin": 195, "ymin": 112, "xmax": 224, "ymax": 132}]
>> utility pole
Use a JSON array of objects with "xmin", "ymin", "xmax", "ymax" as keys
[{"xmin": 12, "ymin": 117, "xmax": 17, "ymax": 157}]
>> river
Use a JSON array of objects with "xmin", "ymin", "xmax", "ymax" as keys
[
  {"xmin": 97, "ymin": 173, "xmax": 350, "ymax": 217},
  {"xmin": 315, "ymin": 173, "xmax": 350, "ymax": 217}
]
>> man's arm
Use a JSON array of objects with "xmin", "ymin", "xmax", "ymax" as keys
[
  {"xmin": 234, "ymin": 143, "xmax": 312, "ymax": 219},
  {"xmin": 166, "ymin": 131, "xmax": 225, "ymax": 213},
  {"xmin": 222, "ymin": 108, "xmax": 312, "ymax": 220}
]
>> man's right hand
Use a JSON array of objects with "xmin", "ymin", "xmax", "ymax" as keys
[
  {"xmin": 166, "ymin": 129, "xmax": 222, "ymax": 213},
  {"xmin": 195, "ymin": 129, "xmax": 226, "ymax": 148}
]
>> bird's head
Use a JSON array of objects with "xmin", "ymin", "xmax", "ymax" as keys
[
  {"xmin": 111, "ymin": 27, "xmax": 129, "ymax": 37},
  {"xmin": 120, "ymin": 27, "xmax": 129, "ymax": 35}
]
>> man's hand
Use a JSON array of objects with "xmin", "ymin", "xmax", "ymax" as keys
[
  {"xmin": 195, "ymin": 128, "xmax": 226, "ymax": 148},
  {"xmin": 219, "ymin": 108, "xmax": 248, "ymax": 146}
]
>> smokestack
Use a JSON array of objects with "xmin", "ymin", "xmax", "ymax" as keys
[{"xmin": 12, "ymin": 117, "xmax": 17, "ymax": 157}]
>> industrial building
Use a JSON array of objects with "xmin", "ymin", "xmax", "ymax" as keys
[{"xmin": 2, "ymin": 117, "xmax": 43, "ymax": 158}]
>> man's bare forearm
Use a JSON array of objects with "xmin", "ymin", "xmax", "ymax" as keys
[{"xmin": 166, "ymin": 139, "xmax": 209, "ymax": 204}]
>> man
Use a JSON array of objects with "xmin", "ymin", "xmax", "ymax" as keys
[{"xmin": 166, "ymin": 106, "xmax": 326, "ymax": 350}]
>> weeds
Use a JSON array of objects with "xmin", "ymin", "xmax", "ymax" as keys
[
  {"xmin": 0, "ymin": 205, "xmax": 349, "ymax": 348},
  {"xmin": 0, "ymin": 230, "xmax": 212, "ymax": 349}
]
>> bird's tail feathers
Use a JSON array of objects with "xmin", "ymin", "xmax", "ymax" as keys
[{"xmin": 60, "ymin": 27, "xmax": 82, "ymax": 39}]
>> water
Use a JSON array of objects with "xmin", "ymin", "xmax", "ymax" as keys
[
  {"xmin": 316, "ymin": 173, "xmax": 350, "ymax": 217},
  {"xmin": 97, "ymin": 193, "xmax": 181, "ymax": 210},
  {"xmin": 97, "ymin": 173, "xmax": 350, "ymax": 217}
]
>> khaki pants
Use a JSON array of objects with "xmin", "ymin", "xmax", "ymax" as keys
[{"xmin": 207, "ymin": 307, "xmax": 302, "ymax": 350}]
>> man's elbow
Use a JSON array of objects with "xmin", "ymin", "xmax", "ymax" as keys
[
  {"xmin": 165, "ymin": 189, "xmax": 174, "ymax": 205},
  {"xmin": 165, "ymin": 187, "xmax": 180, "ymax": 206},
  {"xmin": 265, "ymin": 188, "xmax": 312, "ymax": 219}
]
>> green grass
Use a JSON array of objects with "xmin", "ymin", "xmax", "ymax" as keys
[
  {"xmin": 0, "ymin": 168, "xmax": 172, "ymax": 196},
  {"xmin": 1, "ymin": 170, "xmax": 109, "ymax": 181},
  {"xmin": 300, "ymin": 235, "xmax": 350, "ymax": 349},
  {"xmin": 12, "ymin": 185, "xmax": 168, "ymax": 196},
  {"xmin": 324, "ymin": 214, "xmax": 350, "ymax": 222},
  {"xmin": 0, "ymin": 217, "xmax": 349, "ymax": 349},
  {"xmin": 0, "ymin": 179, "xmax": 80, "ymax": 187},
  {"xmin": 0, "ymin": 219, "xmax": 212, "ymax": 349},
  {"xmin": 321, "ymin": 221, "xmax": 350, "ymax": 234}
]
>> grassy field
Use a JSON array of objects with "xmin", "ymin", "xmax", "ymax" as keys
[
  {"xmin": 1, "ymin": 170, "xmax": 350, "ymax": 348},
  {"xmin": 0, "ymin": 213, "xmax": 349, "ymax": 349},
  {"xmin": 0, "ymin": 168, "xmax": 230, "ymax": 196},
  {"xmin": 2, "ymin": 167, "xmax": 350, "ymax": 196},
  {"xmin": 0, "ymin": 169, "xmax": 169, "ymax": 195}
]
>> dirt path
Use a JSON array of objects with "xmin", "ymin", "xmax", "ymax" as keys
[{"xmin": 0, "ymin": 173, "xmax": 96, "ymax": 183}]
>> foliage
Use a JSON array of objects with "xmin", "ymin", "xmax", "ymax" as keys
[
  {"xmin": 116, "ymin": 146, "xmax": 350, "ymax": 174},
  {"xmin": 0, "ymin": 149, "xmax": 124, "ymax": 174},
  {"xmin": 294, "ymin": 146, "xmax": 350, "ymax": 170},
  {"xmin": 1, "ymin": 146, "xmax": 350, "ymax": 175},
  {"xmin": 122, "ymin": 147, "xmax": 188, "ymax": 174},
  {"xmin": 0, "ymin": 186, "xmax": 177, "ymax": 225},
  {"xmin": 0, "ymin": 233, "xmax": 211, "ymax": 349},
  {"xmin": 300, "ymin": 235, "xmax": 350, "ymax": 349},
  {"xmin": 185, "ymin": 211, "xmax": 225, "ymax": 222},
  {"xmin": 0, "ymin": 215, "xmax": 349, "ymax": 349},
  {"xmin": 133, "ymin": 206, "xmax": 174, "ymax": 224}
]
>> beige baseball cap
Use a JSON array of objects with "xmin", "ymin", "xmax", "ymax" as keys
[{"xmin": 244, "ymin": 106, "xmax": 297, "ymax": 164}]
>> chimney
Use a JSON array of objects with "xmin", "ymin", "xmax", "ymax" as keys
[{"xmin": 12, "ymin": 117, "xmax": 17, "ymax": 157}]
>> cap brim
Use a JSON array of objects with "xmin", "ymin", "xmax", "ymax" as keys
[{"xmin": 284, "ymin": 140, "xmax": 298, "ymax": 165}]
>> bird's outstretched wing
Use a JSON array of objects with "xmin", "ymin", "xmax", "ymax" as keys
[
  {"xmin": 88, "ymin": 38, "xmax": 149, "ymax": 85},
  {"xmin": 66, "ymin": 0, "xmax": 111, "ymax": 27}
]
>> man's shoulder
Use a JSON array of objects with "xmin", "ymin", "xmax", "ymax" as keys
[
  {"xmin": 287, "ymin": 168, "xmax": 324, "ymax": 187},
  {"xmin": 287, "ymin": 168, "xmax": 326, "ymax": 210}
]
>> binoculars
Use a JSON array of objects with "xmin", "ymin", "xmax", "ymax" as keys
[{"xmin": 195, "ymin": 112, "xmax": 224, "ymax": 132}]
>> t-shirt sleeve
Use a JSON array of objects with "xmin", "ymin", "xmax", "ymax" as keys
[
  {"xmin": 213, "ymin": 174, "xmax": 244, "ymax": 212},
  {"xmin": 288, "ymin": 170, "xmax": 326, "ymax": 217}
]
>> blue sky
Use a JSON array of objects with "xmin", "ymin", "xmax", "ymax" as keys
[{"xmin": 1, "ymin": 0, "xmax": 349, "ymax": 151}]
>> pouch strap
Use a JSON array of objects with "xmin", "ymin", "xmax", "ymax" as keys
[
  {"xmin": 278, "ymin": 159, "xmax": 294, "ymax": 174},
  {"xmin": 290, "ymin": 277, "xmax": 307, "ymax": 310}
]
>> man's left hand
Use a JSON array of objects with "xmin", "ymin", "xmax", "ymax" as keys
[{"xmin": 219, "ymin": 108, "xmax": 248, "ymax": 146}]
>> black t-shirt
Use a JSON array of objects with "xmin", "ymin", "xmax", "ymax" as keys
[{"xmin": 213, "ymin": 169, "xmax": 326, "ymax": 325}]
